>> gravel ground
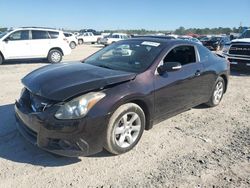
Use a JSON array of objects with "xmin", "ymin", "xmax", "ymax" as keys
[{"xmin": 0, "ymin": 45, "xmax": 249, "ymax": 188}]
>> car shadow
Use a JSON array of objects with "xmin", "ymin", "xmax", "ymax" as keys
[
  {"xmin": 193, "ymin": 104, "xmax": 209, "ymax": 109},
  {"xmin": 2, "ymin": 59, "xmax": 49, "ymax": 65},
  {"xmin": 0, "ymin": 103, "xmax": 80, "ymax": 166}
]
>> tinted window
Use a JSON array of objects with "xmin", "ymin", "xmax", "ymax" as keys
[
  {"xmin": 210, "ymin": 37, "xmax": 221, "ymax": 41},
  {"xmin": 197, "ymin": 45, "xmax": 211, "ymax": 62},
  {"xmin": 64, "ymin": 33, "xmax": 70, "ymax": 37},
  {"xmin": 32, "ymin": 30, "xmax": 49, "ymax": 39},
  {"xmin": 8, "ymin": 30, "xmax": 29, "ymax": 40},
  {"xmin": 240, "ymin": 30, "xmax": 250, "ymax": 39},
  {"xmin": 164, "ymin": 45, "xmax": 196, "ymax": 66},
  {"xmin": 48, "ymin": 31, "xmax": 59, "ymax": 39}
]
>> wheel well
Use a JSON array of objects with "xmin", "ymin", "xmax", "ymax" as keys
[
  {"xmin": 0, "ymin": 51, "xmax": 4, "ymax": 60},
  {"xmin": 49, "ymin": 47, "xmax": 63, "ymax": 56},
  {"xmin": 130, "ymin": 100, "xmax": 152, "ymax": 130},
  {"xmin": 220, "ymin": 74, "xmax": 228, "ymax": 93}
]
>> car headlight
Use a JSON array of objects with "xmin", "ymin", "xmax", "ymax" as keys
[{"xmin": 55, "ymin": 92, "xmax": 105, "ymax": 119}]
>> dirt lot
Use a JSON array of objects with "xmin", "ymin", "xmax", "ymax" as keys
[{"xmin": 0, "ymin": 45, "xmax": 249, "ymax": 188}]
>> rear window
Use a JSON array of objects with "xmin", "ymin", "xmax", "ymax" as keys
[
  {"xmin": 64, "ymin": 33, "xmax": 72, "ymax": 37},
  {"xmin": 48, "ymin": 31, "xmax": 59, "ymax": 39},
  {"xmin": 32, "ymin": 30, "xmax": 49, "ymax": 39},
  {"xmin": 197, "ymin": 45, "xmax": 211, "ymax": 62}
]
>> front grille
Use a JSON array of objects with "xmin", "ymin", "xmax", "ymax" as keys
[
  {"xmin": 229, "ymin": 43, "xmax": 250, "ymax": 56},
  {"xmin": 228, "ymin": 58, "xmax": 250, "ymax": 65}
]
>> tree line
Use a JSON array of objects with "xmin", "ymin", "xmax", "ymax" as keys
[{"xmin": 1, "ymin": 26, "xmax": 247, "ymax": 35}]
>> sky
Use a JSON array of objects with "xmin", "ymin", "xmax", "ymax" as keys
[{"xmin": 0, "ymin": 0, "xmax": 249, "ymax": 31}]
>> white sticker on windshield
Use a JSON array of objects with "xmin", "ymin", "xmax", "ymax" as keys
[{"xmin": 141, "ymin": 41, "xmax": 160, "ymax": 47}]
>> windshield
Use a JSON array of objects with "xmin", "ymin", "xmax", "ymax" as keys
[
  {"xmin": 0, "ymin": 30, "xmax": 12, "ymax": 39},
  {"xmin": 239, "ymin": 30, "xmax": 250, "ymax": 39},
  {"xmin": 210, "ymin": 37, "xmax": 221, "ymax": 41},
  {"xmin": 84, "ymin": 40, "xmax": 164, "ymax": 73}
]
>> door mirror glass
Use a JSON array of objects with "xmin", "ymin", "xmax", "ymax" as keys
[{"xmin": 157, "ymin": 62, "xmax": 182, "ymax": 75}]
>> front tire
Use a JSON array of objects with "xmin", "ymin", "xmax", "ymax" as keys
[
  {"xmin": 206, "ymin": 77, "xmax": 225, "ymax": 107},
  {"xmin": 47, "ymin": 49, "xmax": 62, "ymax": 64},
  {"xmin": 104, "ymin": 103, "xmax": 145, "ymax": 155}
]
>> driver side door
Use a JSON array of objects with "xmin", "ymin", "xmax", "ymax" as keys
[
  {"xmin": 2, "ymin": 30, "xmax": 31, "ymax": 59},
  {"xmin": 154, "ymin": 45, "xmax": 204, "ymax": 120}
]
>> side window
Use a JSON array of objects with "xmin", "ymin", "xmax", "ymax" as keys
[
  {"xmin": 32, "ymin": 30, "xmax": 49, "ymax": 39},
  {"xmin": 64, "ymin": 33, "xmax": 69, "ymax": 37},
  {"xmin": 8, "ymin": 30, "xmax": 29, "ymax": 41},
  {"xmin": 197, "ymin": 45, "xmax": 211, "ymax": 62},
  {"xmin": 164, "ymin": 45, "xmax": 196, "ymax": 66},
  {"xmin": 48, "ymin": 31, "xmax": 59, "ymax": 39}
]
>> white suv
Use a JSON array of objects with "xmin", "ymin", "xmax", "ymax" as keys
[
  {"xmin": 0, "ymin": 27, "xmax": 71, "ymax": 64},
  {"xmin": 100, "ymin": 33, "xmax": 129, "ymax": 46},
  {"xmin": 64, "ymin": 32, "xmax": 78, "ymax": 49}
]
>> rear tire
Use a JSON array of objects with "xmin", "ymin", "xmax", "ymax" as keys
[
  {"xmin": 47, "ymin": 49, "xmax": 62, "ymax": 64},
  {"xmin": 69, "ymin": 42, "xmax": 76, "ymax": 49},
  {"xmin": 104, "ymin": 103, "xmax": 145, "ymax": 155},
  {"xmin": 206, "ymin": 77, "xmax": 225, "ymax": 107},
  {"xmin": 78, "ymin": 39, "xmax": 83, "ymax": 45},
  {"xmin": 0, "ymin": 54, "xmax": 3, "ymax": 65}
]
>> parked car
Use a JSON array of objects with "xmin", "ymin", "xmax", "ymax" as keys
[
  {"xmin": 223, "ymin": 29, "xmax": 250, "ymax": 69},
  {"xmin": 77, "ymin": 32, "xmax": 102, "ymax": 45},
  {"xmin": 100, "ymin": 33, "xmax": 129, "ymax": 46},
  {"xmin": 64, "ymin": 32, "xmax": 78, "ymax": 49},
  {"xmin": 189, "ymin": 38, "xmax": 203, "ymax": 45},
  {"xmin": 178, "ymin": 37, "xmax": 202, "ymax": 45},
  {"xmin": 15, "ymin": 38, "xmax": 229, "ymax": 157},
  {"xmin": 133, "ymin": 35, "xmax": 175, "ymax": 40},
  {"xmin": 199, "ymin": 37, "xmax": 211, "ymax": 42},
  {"xmin": 0, "ymin": 27, "xmax": 71, "ymax": 64},
  {"xmin": 202, "ymin": 36, "xmax": 230, "ymax": 51}
]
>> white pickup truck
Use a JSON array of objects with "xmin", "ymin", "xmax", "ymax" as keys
[
  {"xmin": 223, "ymin": 29, "xmax": 250, "ymax": 69},
  {"xmin": 77, "ymin": 32, "xmax": 102, "ymax": 45}
]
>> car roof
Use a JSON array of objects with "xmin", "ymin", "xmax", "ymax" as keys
[
  {"xmin": 112, "ymin": 33, "xmax": 127, "ymax": 35},
  {"xmin": 14, "ymin": 27, "xmax": 62, "ymax": 32},
  {"xmin": 126, "ymin": 37, "xmax": 199, "ymax": 46}
]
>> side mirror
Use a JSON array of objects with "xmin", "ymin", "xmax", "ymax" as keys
[{"xmin": 157, "ymin": 62, "xmax": 182, "ymax": 75}]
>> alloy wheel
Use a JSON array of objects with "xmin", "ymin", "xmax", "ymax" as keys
[
  {"xmin": 114, "ymin": 112, "xmax": 141, "ymax": 148},
  {"xmin": 213, "ymin": 81, "xmax": 224, "ymax": 104}
]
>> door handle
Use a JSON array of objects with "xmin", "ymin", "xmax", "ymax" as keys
[{"xmin": 195, "ymin": 70, "xmax": 201, "ymax": 76}]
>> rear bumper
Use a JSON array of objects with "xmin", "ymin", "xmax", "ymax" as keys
[{"xmin": 15, "ymin": 101, "xmax": 108, "ymax": 157}]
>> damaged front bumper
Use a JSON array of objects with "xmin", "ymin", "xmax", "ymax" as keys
[{"xmin": 15, "ymin": 99, "xmax": 108, "ymax": 157}]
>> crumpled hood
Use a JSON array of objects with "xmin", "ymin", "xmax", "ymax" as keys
[{"xmin": 22, "ymin": 62, "xmax": 136, "ymax": 101}]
